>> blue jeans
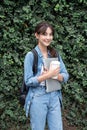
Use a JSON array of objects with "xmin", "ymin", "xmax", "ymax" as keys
[{"xmin": 29, "ymin": 86, "xmax": 63, "ymax": 130}]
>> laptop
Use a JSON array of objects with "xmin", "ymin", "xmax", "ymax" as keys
[{"xmin": 43, "ymin": 58, "xmax": 61, "ymax": 92}]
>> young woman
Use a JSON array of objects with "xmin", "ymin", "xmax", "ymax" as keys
[{"xmin": 24, "ymin": 21, "xmax": 69, "ymax": 130}]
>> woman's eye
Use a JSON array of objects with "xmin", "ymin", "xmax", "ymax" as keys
[
  {"xmin": 43, "ymin": 33, "xmax": 53, "ymax": 36},
  {"xmin": 50, "ymin": 33, "xmax": 53, "ymax": 36},
  {"xmin": 44, "ymin": 33, "xmax": 47, "ymax": 36}
]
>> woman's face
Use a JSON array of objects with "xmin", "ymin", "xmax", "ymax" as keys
[{"xmin": 35, "ymin": 27, "xmax": 53, "ymax": 47}]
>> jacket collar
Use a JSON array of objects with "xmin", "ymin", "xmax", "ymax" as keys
[{"xmin": 35, "ymin": 45, "xmax": 51, "ymax": 58}]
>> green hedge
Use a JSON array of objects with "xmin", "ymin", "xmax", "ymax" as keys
[{"xmin": 0, "ymin": 0, "xmax": 87, "ymax": 129}]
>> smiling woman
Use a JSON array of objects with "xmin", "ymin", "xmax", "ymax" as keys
[
  {"xmin": 24, "ymin": 21, "xmax": 69, "ymax": 130},
  {"xmin": 35, "ymin": 22, "xmax": 54, "ymax": 52},
  {"xmin": 35, "ymin": 27, "xmax": 53, "ymax": 50}
]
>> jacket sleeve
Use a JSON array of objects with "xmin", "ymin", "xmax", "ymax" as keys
[
  {"xmin": 24, "ymin": 52, "xmax": 39, "ymax": 88},
  {"xmin": 59, "ymin": 55, "xmax": 69, "ymax": 83}
]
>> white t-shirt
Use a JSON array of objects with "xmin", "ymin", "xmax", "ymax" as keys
[{"xmin": 40, "ymin": 65, "xmax": 45, "ymax": 86}]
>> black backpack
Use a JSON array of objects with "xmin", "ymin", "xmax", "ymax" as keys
[{"xmin": 19, "ymin": 49, "xmax": 38, "ymax": 106}]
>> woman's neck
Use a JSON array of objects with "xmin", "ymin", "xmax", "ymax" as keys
[{"xmin": 38, "ymin": 44, "xmax": 48, "ymax": 58}]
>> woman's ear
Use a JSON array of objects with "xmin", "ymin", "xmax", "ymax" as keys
[{"xmin": 35, "ymin": 33, "xmax": 39, "ymax": 39}]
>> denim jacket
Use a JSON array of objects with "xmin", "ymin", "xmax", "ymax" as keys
[{"xmin": 24, "ymin": 45, "xmax": 69, "ymax": 117}]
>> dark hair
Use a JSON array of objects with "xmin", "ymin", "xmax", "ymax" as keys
[
  {"xmin": 35, "ymin": 21, "xmax": 54, "ymax": 36},
  {"xmin": 35, "ymin": 21, "xmax": 57, "ymax": 57}
]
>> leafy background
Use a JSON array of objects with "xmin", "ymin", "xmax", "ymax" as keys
[{"xmin": 0, "ymin": 0, "xmax": 87, "ymax": 130}]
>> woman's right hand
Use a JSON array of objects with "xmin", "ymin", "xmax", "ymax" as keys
[{"xmin": 37, "ymin": 66, "xmax": 60, "ymax": 83}]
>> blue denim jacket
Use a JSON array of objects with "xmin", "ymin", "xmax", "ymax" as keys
[{"xmin": 24, "ymin": 45, "xmax": 69, "ymax": 117}]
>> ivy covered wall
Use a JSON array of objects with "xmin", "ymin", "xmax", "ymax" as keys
[{"xmin": 0, "ymin": 0, "xmax": 87, "ymax": 129}]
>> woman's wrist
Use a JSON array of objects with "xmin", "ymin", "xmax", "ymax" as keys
[
  {"xmin": 37, "ymin": 71, "xmax": 51, "ymax": 83},
  {"xmin": 57, "ymin": 74, "xmax": 64, "ymax": 82}
]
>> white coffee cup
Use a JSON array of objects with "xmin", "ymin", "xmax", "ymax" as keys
[{"xmin": 50, "ymin": 61, "xmax": 60, "ymax": 79}]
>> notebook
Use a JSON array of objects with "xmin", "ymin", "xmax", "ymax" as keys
[{"xmin": 43, "ymin": 58, "xmax": 61, "ymax": 92}]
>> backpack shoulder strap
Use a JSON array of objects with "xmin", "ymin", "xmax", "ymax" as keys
[
  {"xmin": 31, "ymin": 49, "xmax": 38, "ymax": 74},
  {"xmin": 56, "ymin": 51, "xmax": 60, "ymax": 61}
]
